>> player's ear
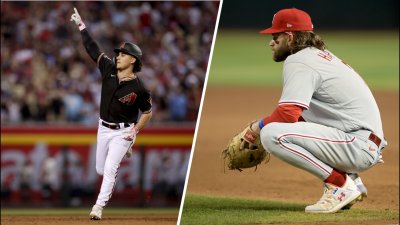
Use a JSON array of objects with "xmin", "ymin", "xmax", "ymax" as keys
[{"xmin": 286, "ymin": 32, "xmax": 294, "ymax": 45}]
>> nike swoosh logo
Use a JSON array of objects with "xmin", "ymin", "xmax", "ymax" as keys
[{"xmin": 110, "ymin": 74, "xmax": 116, "ymax": 77}]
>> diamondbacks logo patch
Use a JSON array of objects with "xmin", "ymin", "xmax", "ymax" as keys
[{"xmin": 119, "ymin": 92, "xmax": 137, "ymax": 104}]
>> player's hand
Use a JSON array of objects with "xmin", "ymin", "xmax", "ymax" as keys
[
  {"xmin": 70, "ymin": 7, "xmax": 86, "ymax": 31},
  {"xmin": 239, "ymin": 121, "xmax": 260, "ymax": 150},
  {"xmin": 123, "ymin": 124, "xmax": 139, "ymax": 142}
]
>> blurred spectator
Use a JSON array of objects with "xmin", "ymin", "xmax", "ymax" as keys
[
  {"xmin": 168, "ymin": 86, "xmax": 188, "ymax": 121},
  {"xmin": 1, "ymin": 1, "xmax": 219, "ymax": 125},
  {"xmin": 63, "ymin": 86, "xmax": 84, "ymax": 122}
]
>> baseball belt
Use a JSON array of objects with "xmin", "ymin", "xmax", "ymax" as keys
[
  {"xmin": 100, "ymin": 120, "xmax": 130, "ymax": 130},
  {"xmin": 368, "ymin": 133, "xmax": 381, "ymax": 147},
  {"xmin": 351, "ymin": 130, "xmax": 382, "ymax": 148}
]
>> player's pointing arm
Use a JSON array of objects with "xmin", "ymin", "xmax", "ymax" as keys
[{"xmin": 70, "ymin": 7, "xmax": 103, "ymax": 64}]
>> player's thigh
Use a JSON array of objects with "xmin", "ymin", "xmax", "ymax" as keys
[
  {"xmin": 96, "ymin": 126, "xmax": 111, "ymax": 174},
  {"xmin": 261, "ymin": 122, "xmax": 371, "ymax": 172},
  {"xmin": 105, "ymin": 133, "xmax": 134, "ymax": 168}
]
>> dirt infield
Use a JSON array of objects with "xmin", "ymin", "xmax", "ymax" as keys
[
  {"xmin": 187, "ymin": 86, "xmax": 399, "ymax": 212},
  {"xmin": 1, "ymin": 215, "xmax": 177, "ymax": 225}
]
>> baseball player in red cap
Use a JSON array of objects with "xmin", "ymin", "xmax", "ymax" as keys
[{"xmin": 241, "ymin": 8, "xmax": 387, "ymax": 213}]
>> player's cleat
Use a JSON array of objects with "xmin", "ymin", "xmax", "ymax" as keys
[
  {"xmin": 341, "ymin": 176, "xmax": 368, "ymax": 210},
  {"xmin": 305, "ymin": 175, "xmax": 361, "ymax": 213},
  {"xmin": 89, "ymin": 204, "xmax": 103, "ymax": 220},
  {"xmin": 125, "ymin": 147, "xmax": 132, "ymax": 158}
]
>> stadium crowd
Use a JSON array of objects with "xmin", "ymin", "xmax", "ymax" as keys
[{"xmin": 1, "ymin": 1, "xmax": 219, "ymax": 125}]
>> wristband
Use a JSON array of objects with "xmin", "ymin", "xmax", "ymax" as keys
[
  {"xmin": 258, "ymin": 119, "xmax": 264, "ymax": 129},
  {"xmin": 78, "ymin": 22, "xmax": 86, "ymax": 31}
]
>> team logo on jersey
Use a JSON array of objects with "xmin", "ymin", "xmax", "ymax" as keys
[{"xmin": 119, "ymin": 92, "xmax": 137, "ymax": 104}]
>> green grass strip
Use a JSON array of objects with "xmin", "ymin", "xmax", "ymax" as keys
[
  {"xmin": 180, "ymin": 194, "xmax": 399, "ymax": 225},
  {"xmin": 209, "ymin": 30, "xmax": 399, "ymax": 90}
]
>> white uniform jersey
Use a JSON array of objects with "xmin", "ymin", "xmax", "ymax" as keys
[{"xmin": 279, "ymin": 47, "xmax": 384, "ymax": 139}]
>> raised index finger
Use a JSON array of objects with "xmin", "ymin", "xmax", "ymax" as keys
[{"xmin": 74, "ymin": 7, "xmax": 78, "ymax": 14}]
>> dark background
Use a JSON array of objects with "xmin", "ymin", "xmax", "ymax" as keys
[{"xmin": 219, "ymin": 0, "xmax": 399, "ymax": 30}]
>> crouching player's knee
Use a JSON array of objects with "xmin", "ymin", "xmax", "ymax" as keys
[{"xmin": 260, "ymin": 122, "xmax": 284, "ymax": 154}]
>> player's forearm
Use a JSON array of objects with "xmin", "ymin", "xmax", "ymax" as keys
[
  {"xmin": 81, "ymin": 29, "xmax": 102, "ymax": 63},
  {"xmin": 135, "ymin": 111, "xmax": 152, "ymax": 132}
]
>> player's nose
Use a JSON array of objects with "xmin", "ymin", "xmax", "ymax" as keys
[{"xmin": 269, "ymin": 40, "xmax": 275, "ymax": 46}]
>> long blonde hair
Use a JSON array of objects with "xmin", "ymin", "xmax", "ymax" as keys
[{"xmin": 290, "ymin": 31, "xmax": 327, "ymax": 54}]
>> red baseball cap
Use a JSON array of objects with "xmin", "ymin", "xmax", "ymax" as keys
[{"xmin": 260, "ymin": 8, "xmax": 313, "ymax": 34}]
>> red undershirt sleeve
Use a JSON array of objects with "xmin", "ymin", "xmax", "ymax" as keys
[{"xmin": 259, "ymin": 104, "xmax": 305, "ymax": 129}]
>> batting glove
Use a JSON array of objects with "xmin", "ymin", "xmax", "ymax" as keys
[{"xmin": 70, "ymin": 7, "xmax": 86, "ymax": 31}]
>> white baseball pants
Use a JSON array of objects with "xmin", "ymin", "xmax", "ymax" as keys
[{"xmin": 95, "ymin": 120, "xmax": 134, "ymax": 207}]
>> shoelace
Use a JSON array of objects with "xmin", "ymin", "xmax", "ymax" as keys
[{"xmin": 315, "ymin": 187, "xmax": 336, "ymax": 205}]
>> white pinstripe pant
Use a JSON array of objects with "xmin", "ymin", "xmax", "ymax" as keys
[{"xmin": 260, "ymin": 122, "xmax": 382, "ymax": 180}]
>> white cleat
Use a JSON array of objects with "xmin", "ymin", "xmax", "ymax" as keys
[
  {"xmin": 305, "ymin": 175, "xmax": 361, "ymax": 213},
  {"xmin": 342, "ymin": 176, "xmax": 368, "ymax": 210},
  {"xmin": 89, "ymin": 204, "xmax": 103, "ymax": 220}
]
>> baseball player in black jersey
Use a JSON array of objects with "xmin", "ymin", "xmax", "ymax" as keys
[{"xmin": 71, "ymin": 8, "xmax": 152, "ymax": 220}]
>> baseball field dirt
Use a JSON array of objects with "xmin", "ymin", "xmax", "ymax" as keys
[
  {"xmin": 1, "ymin": 215, "xmax": 177, "ymax": 225},
  {"xmin": 0, "ymin": 208, "xmax": 179, "ymax": 225},
  {"xmin": 186, "ymin": 86, "xmax": 399, "ymax": 223}
]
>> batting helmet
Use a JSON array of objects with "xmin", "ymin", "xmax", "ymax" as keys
[
  {"xmin": 114, "ymin": 42, "xmax": 143, "ymax": 72},
  {"xmin": 114, "ymin": 42, "xmax": 142, "ymax": 59}
]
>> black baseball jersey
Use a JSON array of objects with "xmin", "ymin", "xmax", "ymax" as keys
[{"xmin": 81, "ymin": 30, "xmax": 152, "ymax": 124}]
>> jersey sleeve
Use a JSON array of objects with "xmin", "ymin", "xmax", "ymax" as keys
[
  {"xmin": 139, "ymin": 90, "xmax": 152, "ymax": 113},
  {"xmin": 97, "ymin": 54, "xmax": 115, "ymax": 78},
  {"xmin": 81, "ymin": 29, "xmax": 114, "ymax": 78},
  {"xmin": 279, "ymin": 62, "xmax": 321, "ymax": 110},
  {"xmin": 261, "ymin": 104, "xmax": 304, "ymax": 127}
]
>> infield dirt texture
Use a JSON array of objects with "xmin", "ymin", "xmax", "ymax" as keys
[
  {"xmin": 1, "ymin": 208, "xmax": 178, "ymax": 225},
  {"xmin": 183, "ymin": 31, "xmax": 399, "ymax": 225}
]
